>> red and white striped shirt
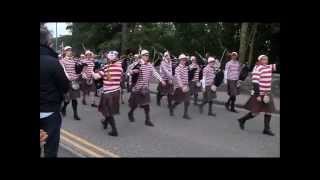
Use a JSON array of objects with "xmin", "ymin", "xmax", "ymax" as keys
[
  {"xmin": 159, "ymin": 59, "xmax": 173, "ymax": 80},
  {"xmin": 80, "ymin": 58, "xmax": 95, "ymax": 79},
  {"xmin": 132, "ymin": 60, "xmax": 163, "ymax": 92},
  {"xmin": 99, "ymin": 61, "xmax": 123, "ymax": 94},
  {"xmin": 189, "ymin": 63, "xmax": 200, "ymax": 82},
  {"xmin": 253, "ymin": 64, "xmax": 276, "ymax": 95},
  {"xmin": 202, "ymin": 65, "xmax": 215, "ymax": 86},
  {"xmin": 224, "ymin": 60, "xmax": 240, "ymax": 80},
  {"xmin": 60, "ymin": 57, "xmax": 79, "ymax": 81},
  {"xmin": 174, "ymin": 63, "xmax": 189, "ymax": 89}
]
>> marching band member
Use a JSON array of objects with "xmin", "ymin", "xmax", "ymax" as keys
[
  {"xmin": 157, "ymin": 51, "xmax": 174, "ymax": 107},
  {"xmin": 80, "ymin": 50, "xmax": 96, "ymax": 107},
  {"xmin": 93, "ymin": 51, "xmax": 123, "ymax": 137},
  {"xmin": 198, "ymin": 57, "xmax": 217, "ymax": 116},
  {"xmin": 60, "ymin": 46, "xmax": 83, "ymax": 120},
  {"xmin": 188, "ymin": 56, "xmax": 201, "ymax": 105},
  {"xmin": 128, "ymin": 50, "xmax": 166, "ymax": 127},
  {"xmin": 169, "ymin": 54, "xmax": 192, "ymax": 120},
  {"xmin": 224, "ymin": 52, "xmax": 241, "ymax": 113},
  {"xmin": 126, "ymin": 54, "xmax": 140, "ymax": 92},
  {"xmin": 238, "ymin": 55, "xmax": 277, "ymax": 136}
]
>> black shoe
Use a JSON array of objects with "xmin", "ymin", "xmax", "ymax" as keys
[
  {"xmin": 91, "ymin": 104, "xmax": 98, "ymax": 108},
  {"xmin": 238, "ymin": 119, "xmax": 245, "ymax": 130},
  {"xmin": 128, "ymin": 112, "xmax": 135, "ymax": 122},
  {"xmin": 145, "ymin": 120, "xmax": 154, "ymax": 127},
  {"xmin": 183, "ymin": 114, "xmax": 191, "ymax": 120},
  {"xmin": 199, "ymin": 104, "xmax": 203, "ymax": 114},
  {"xmin": 108, "ymin": 131, "xmax": 118, "ymax": 137},
  {"xmin": 263, "ymin": 129, "xmax": 275, "ymax": 136},
  {"xmin": 61, "ymin": 108, "xmax": 66, "ymax": 117},
  {"xmin": 224, "ymin": 102, "xmax": 230, "ymax": 111},
  {"xmin": 74, "ymin": 115, "xmax": 81, "ymax": 120},
  {"xmin": 208, "ymin": 112, "xmax": 216, "ymax": 116},
  {"xmin": 230, "ymin": 109, "xmax": 239, "ymax": 113},
  {"xmin": 101, "ymin": 119, "xmax": 108, "ymax": 129}
]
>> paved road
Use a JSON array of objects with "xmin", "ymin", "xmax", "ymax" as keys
[
  {"xmin": 60, "ymin": 91, "xmax": 280, "ymax": 157},
  {"xmin": 58, "ymin": 146, "xmax": 79, "ymax": 157}
]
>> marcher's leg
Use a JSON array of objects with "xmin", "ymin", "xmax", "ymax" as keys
[
  {"xmin": 101, "ymin": 116, "xmax": 109, "ymax": 129},
  {"xmin": 156, "ymin": 91, "xmax": 162, "ymax": 106},
  {"xmin": 199, "ymin": 100, "xmax": 208, "ymax": 114},
  {"xmin": 90, "ymin": 92, "xmax": 98, "ymax": 107},
  {"xmin": 230, "ymin": 96, "xmax": 238, "ymax": 113},
  {"xmin": 208, "ymin": 101, "xmax": 216, "ymax": 116},
  {"xmin": 237, "ymin": 112, "xmax": 256, "ymax": 130},
  {"xmin": 128, "ymin": 105, "xmax": 137, "ymax": 122},
  {"xmin": 169, "ymin": 101, "xmax": 180, "ymax": 116},
  {"xmin": 193, "ymin": 93, "xmax": 198, "ymax": 105},
  {"xmin": 72, "ymin": 99, "xmax": 80, "ymax": 120},
  {"xmin": 108, "ymin": 116, "xmax": 118, "ymax": 136},
  {"xmin": 225, "ymin": 96, "xmax": 231, "ymax": 110},
  {"xmin": 142, "ymin": 104, "xmax": 154, "ymax": 126},
  {"xmin": 263, "ymin": 113, "xmax": 275, "ymax": 136},
  {"xmin": 183, "ymin": 100, "xmax": 191, "ymax": 119},
  {"xmin": 61, "ymin": 101, "xmax": 69, "ymax": 117},
  {"xmin": 82, "ymin": 92, "xmax": 87, "ymax": 105}
]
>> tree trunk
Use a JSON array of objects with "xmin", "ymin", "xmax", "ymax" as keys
[
  {"xmin": 121, "ymin": 23, "xmax": 128, "ymax": 54},
  {"xmin": 239, "ymin": 23, "xmax": 249, "ymax": 64},
  {"xmin": 248, "ymin": 23, "xmax": 258, "ymax": 67}
]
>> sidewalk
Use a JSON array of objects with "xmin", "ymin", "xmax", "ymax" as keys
[{"xmin": 148, "ymin": 83, "xmax": 280, "ymax": 114}]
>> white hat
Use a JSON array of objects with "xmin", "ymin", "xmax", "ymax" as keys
[
  {"xmin": 141, "ymin": 50, "xmax": 149, "ymax": 56},
  {"xmin": 134, "ymin": 54, "xmax": 139, "ymax": 58},
  {"xmin": 80, "ymin": 54, "xmax": 85, "ymax": 57},
  {"xmin": 258, "ymin": 55, "xmax": 268, "ymax": 61},
  {"xmin": 107, "ymin": 50, "xmax": 119, "ymax": 60},
  {"xmin": 64, "ymin": 46, "xmax": 72, "ymax": 51},
  {"xmin": 190, "ymin": 56, "xmax": 196, "ymax": 61},
  {"xmin": 178, "ymin": 54, "xmax": 188, "ymax": 60},
  {"xmin": 231, "ymin": 52, "xmax": 238, "ymax": 56},
  {"xmin": 85, "ymin": 50, "xmax": 93, "ymax": 56},
  {"xmin": 208, "ymin": 57, "xmax": 215, "ymax": 63},
  {"xmin": 164, "ymin": 51, "xmax": 170, "ymax": 57}
]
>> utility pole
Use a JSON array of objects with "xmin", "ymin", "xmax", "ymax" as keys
[{"xmin": 55, "ymin": 22, "xmax": 58, "ymax": 51}]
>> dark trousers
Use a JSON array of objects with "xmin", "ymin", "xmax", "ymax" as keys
[{"xmin": 40, "ymin": 111, "xmax": 62, "ymax": 157}]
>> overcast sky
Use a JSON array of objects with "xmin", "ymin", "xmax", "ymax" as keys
[{"xmin": 45, "ymin": 23, "xmax": 72, "ymax": 37}]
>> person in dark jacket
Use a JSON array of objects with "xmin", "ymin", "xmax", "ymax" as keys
[{"xmin": 40, "ymin": 24, "xmax": 69, "ymax": 157}]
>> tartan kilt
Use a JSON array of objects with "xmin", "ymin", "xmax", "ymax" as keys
[
  {"xmin": 80, "ymin": 78, "xmax": 96, "ymax": 94},
  {"xmin": 203, "ymin": 86, "xmax": 217, "ymax": 102},
  {"xmin": 128, "ymin": 89, "xmax": 151, "ymax": 108},
  {"xmin": 98, "ymin": 90, "xmax": 120, "ymax": 117},
  {"xmin": 172, "ymin": 87, "xmax": 190, "ymax": 103},
  {"xmin": 189, "ymin": 81, "xmax": 202, "ymax": 94},
  {"xmin": 227, "ymin": 80, "xmax": 240, "ymax": 96},
  {"xmin": 157, "ymin": 80, "xmax": 174, "ymax": 95},
  {"xmin": 244, "ymin": 94, "xmax": 276, "ymax": 113}
]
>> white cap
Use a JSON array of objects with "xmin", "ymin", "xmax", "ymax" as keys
[
  {"xmin": 164, "ymin": 51, "xmax": 170, "ymax": 57},
  {"xmin": 64, "ymin": 46, "xmax": 72, "ymax": 51},
  {"xmin": 258, "ymin": 55, "xmax": 268, "ymax": 61},
  {"xmin": 134, "ymin": 54, "xmax": 139, "ymax": 58},
  {"xmin": 80, "ymin": 54, "xmax": 85, "ymax": 57},
  {"xmin": 141, "ymin": 50, "xmax": 149, "ymax": 56},
  {"xmin": 190, "ymin": 56, "xmax": 196, "ymax": 61},
  {"xmin": 178, "ymin": 54, "xmax": 188, "ymax": 60},
  {"xmin": 231, "ymin": 52, "xmax": 238, "ymax": 56},
  {"xmin": 208, "ymin": 57, "xmax": 215, "ymax": 63},
  {"xmin": 85, "ymin": 50, "xmax": 93, "ymax": 56}
]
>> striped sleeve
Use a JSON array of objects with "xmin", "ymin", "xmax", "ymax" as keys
[
  {"xmin": 224, "ymin": 61, "xmax": 230, "ymax": 80},
  {"xmin": 152, "ymin": 66, "xmax": 163, "ymax": 82}
]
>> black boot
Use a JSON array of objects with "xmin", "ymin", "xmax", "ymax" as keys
[
  {"xmin": 225, "ymin": 97, "xmax": 231, "ymax": 111},
  {"xmin": 169, "ymin": 102, "xmax": 178, "ymax": 116},
  {"xmin": 182, "ymin": 101, "xmax": 191, "ymax": 120},
  {"xmin": 230, "ymin": 96, "xmax": 238, "ymax": 113},
  {"xmin": 82, "ymin": 96, "xmax": 87, "ymax": 105},
  {"xmin": 193, "ymin": 94, "xmax": 198, "ymax": 105},
  {"xmin": 143, "ymin": 105, "xmax": 154, "ymax": 127},
  {"xmin": 128, "ymin": 106, "xmax": 137, "ymax": 122},
  {"xmin": 101, "ymin": 118, "xmax": 109, "ymax": 129},
  {"xmin": 72, "ymin": 100, "xmax": 81, "ymax": 120},
  {"xmin": 237, "ymin": 112, "xmax": 254, "ymax": 130},
  {"xmin": 156, "ymin": 92, "xmax": 162, "ymax": 106},
  {"xmin": 61, "ymin": 102, "xmax": 68, "ymax": 117},
  {"xmin": 263, "ymin": 114, "xmax": 275, "ymax": 136},
  {"xmin": 208, "ymin": 102, "xmax": 216, "ymax": 116},
  {"xmin": 108, "ymin": 117, "xmax": 118, "ymax": 136}
]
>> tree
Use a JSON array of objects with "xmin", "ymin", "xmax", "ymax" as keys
[{"xmin": 239, "ymin": 23, "xmax": 249, "ymax": 64}]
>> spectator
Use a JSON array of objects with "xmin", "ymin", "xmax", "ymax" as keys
[{"xmin": 40, "ymin": 24, "xmax": 69, "ymax": 157}]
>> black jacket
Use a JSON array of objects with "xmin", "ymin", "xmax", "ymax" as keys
[{"xmin": 40, "ymin": 45, "xmax": 69, "ymax": 112}]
